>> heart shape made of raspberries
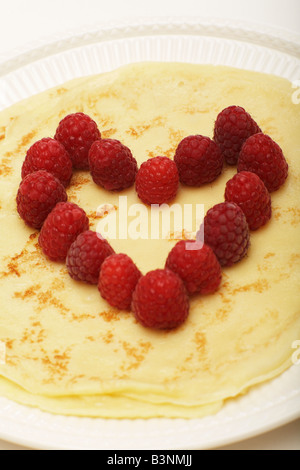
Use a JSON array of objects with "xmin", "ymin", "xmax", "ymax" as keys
[{"xmin": 16, "ymin": 107, "xmax": 288, "ymax": 330}]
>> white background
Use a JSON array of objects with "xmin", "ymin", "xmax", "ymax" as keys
[
  {"xmin": 0, "ymin": 0, "xmax": 299, "ymax": 58},
  {"xmin": 0, "ymin": 0, "xmax": 299, "ymax": 450}
]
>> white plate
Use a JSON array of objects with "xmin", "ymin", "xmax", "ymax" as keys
[{"xmin": 0, "ymin": 18, "xmax": 300, "ymax": 450}]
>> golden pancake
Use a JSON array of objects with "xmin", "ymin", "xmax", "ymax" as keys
[{"xmin": 0, "ymin": 62, "xmax": 299, "ymax": 418}]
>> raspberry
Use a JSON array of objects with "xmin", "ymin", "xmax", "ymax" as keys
[
  {"xmin": 99, "ymin": 253, "xmax": 142, "ymax": 310},
  {"xmin": 16, "ymin": 170, "xmax": 67, "ymax": 229},
  {"xmin": 132, "ymin": 269, "xmax": 189, "ymax": 329},
  {"xmin": 202, "ymin": 201, "xmax": 250, "ymax": 267},
  {"xmin": 89, "ymin": 139, "xmax": 138, "ymax": 191},
  {"xmin": 165, "ymin": 240, "xmax": 222, "ymax": 295},
  {"xmin": 66, "ymin": 231, "xmax": 115, "ymax": 285},
  {"xmin": 55, "ymin": 112, "xmax": 101, "ymax": 170},
  {"xmin": 238, "ymin": 133, "xmax": 288, "ymax": 192},
  {"xmin": 225, "ymin": 171, "xmax": 272, "ymax": 230},
  {"xmin": 213, "ymin": 106, "xmax": 261, "ymax": 165},
  {"xmin": 39, "ymin": 202, "xmax": 89, "ymax": 261},
  {"xmin": 135, "ymin": 156, "xmax": 179, "ymax": 205},
  {"xmin": 174, "ymin": 135, "xmax": 224, "ymax": 186},
  {"xmin": 21, "ymin": 137, "xmax": 72, "ymax": 187}
]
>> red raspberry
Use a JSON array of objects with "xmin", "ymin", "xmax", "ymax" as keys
[
  {"xmin": 55, "ymin": 112, "xmax": 101, "ymax": 170},
  {"xmin": 66, "ymin": 231, "xmax": 115, "ymax": 285},
  {"xmin": 213, "ymin": 106, "xmax": 261, "ymax": 165},
  {"xmin": 238, "ymin": 133, "xmax": 288, "ymax": 192},
  {"xmin": 203, "ymin": 201, "xmax": 250, "ymax": 267},
  {"xmin": 174, "ymin": 135, "xmax": 224, "ymax": 186},
  {"xmin": 39, "ymin": 202, "xmax": 89, "ymax": 261},
  {"xmin": 225, "ymin": 171, "xmax": 272, "ymax": 230},
  {"xmin": 165, "ymin": 240, "xmax": 222, "ymax": 295},
  {"xmin": 89, "ymin": 139, "xmax": 138, "ymax": 191},
  {"xmin": 98, "ymin": 253, "xmax": 142, "ymax": 310},
  {"xmin": 16, "ymin": 170, "xmax": 67, "ymax": 229},
  {"xmin": 132, "ymin": 269, "xmax": 189, "ymax": 329},
  {"xmin": 21, "ymin": 137, "xmax": 72, "ymax": 187},
  {"xmin": 135, "ymin": 156, "xmax": 179, "ymax": 205}
]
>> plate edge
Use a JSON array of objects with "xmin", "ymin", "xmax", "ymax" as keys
[{"xmin": 0, "ymin": 17, "xmax": 300, "ymax": 75}]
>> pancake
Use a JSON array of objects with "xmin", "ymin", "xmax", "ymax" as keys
[{"xmin": 0, "ymin": 62, "xmax": 299, "ymax": 418}]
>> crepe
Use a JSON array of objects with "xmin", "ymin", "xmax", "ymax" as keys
[{"xmin": 0, "ymin": 63, "xmax": 299, "ymax": 418}]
